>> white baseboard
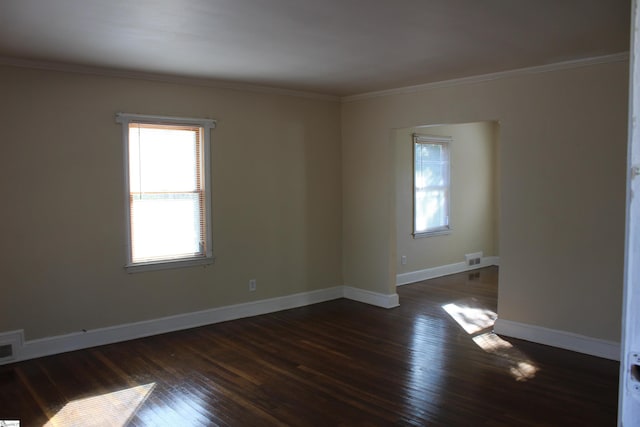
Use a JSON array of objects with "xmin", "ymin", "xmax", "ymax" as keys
[
  {"xmin": 4, "ymin": 280, "xmax": 619, "ymax": 364},
  {"xmin": 397, "ymin": 256, "xmax": 500, "ymax": 286},
  {"xmin": 343, "ymin": 286, "xmax": 400, "ymax": 308},
  {"xmin": 6, "ymin": 284, "xmax": 399, "ymax": 364},
  {"xmin": 494, "ymin": 318, "xmax": 621, "ymax": 361},
  {"xmin": 16, "ymin": 286, "xmax": 343, "ymax": 363}
]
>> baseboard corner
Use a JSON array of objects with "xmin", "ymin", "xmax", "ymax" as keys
[{"xmin": 343, "ymin": 286, "xmax": 399, "ymax": 309}]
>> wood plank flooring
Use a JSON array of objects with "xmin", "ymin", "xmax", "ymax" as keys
[{"xmin": 0, "ymin": 267, "xmax": 619, "ymax": 426}]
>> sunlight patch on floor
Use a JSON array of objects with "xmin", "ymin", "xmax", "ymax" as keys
[
  {"xmin": 44, "ymin": 383, "xmax": 155, "ymax": 427},
  {"xmin": 442, "ymin": 298, "xmax": 538, "ymax": 382},
  {"xmin": 441, "ymin": 299, "xmax": 497, "ymax": 334},
  {"xmin": 472, "ymin": 330, "xmax": 513, "ymax": 352},
  {"xmin": 472, "ymin": 332, "xmax": 538, "ymax": 381},
  {"xmin": 509, "ymin": 360, "xmax": 538, "ymax": 381}
]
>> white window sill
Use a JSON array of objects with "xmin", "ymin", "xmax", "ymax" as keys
[
  {"xmin": 413, "ymin": 228, "xmax": 452, "ymax": 239},
  {"xmin": 125, "ymin": 256, "xmax": 215, "ymax": 273}
]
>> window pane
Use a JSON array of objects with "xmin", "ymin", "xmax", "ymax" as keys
[
  {"xmin": 415, "ymin": 144, "xmax": 448, "ymax": 186},
  {"xmin": 418, "ymin": 143, "xmax": 444, "ymax": 161},
  {"xmin": 416, "ymin": 189, "xmax": 447, "ymax": 232},
  {"xmin": 118, "ymin": 113, "xmax": 213, "ymax": 270},
  {"xmin": 130, "ymin": 193, "xmax": 203, "ymax": 262},
  {"xmin": 414, "ymin": 139, "xmax": 450, "ymax": 234},
  {"xmin": 129, "ymin": 126, "xmax": 198, "ymax": 193},
  {"xmin": 416, "ymin": 163, "xmax": 446, "ymax": 187}
]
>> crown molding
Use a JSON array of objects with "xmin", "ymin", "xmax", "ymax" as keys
[
  {"xmin": 0, "ymin": 56, "xmax": 340, "ymax": 102},
  {"xmin": 342, "ymin": 52, "xmax": 630, "ymax": 103},
  {"xmin": 0, "ymin": 52, "xmax": 628, "ymax": 104}
]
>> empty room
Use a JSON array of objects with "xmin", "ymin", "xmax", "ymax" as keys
[{"xmin": 0, "ymin": 1, "xmax": 637, "ymax": 425}]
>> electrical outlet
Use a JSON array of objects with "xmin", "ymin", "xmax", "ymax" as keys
[
  {"xmin": 249, "ymin": 279, "xmax": 256, "ymax": 292},
  {"xmin": 401, "ymin": 255, "xmax": 407, "ymax": 265}
]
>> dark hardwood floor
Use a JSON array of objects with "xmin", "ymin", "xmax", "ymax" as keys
[{"xmin": 0, "ymin": 267, "xmax": 619, "ymax": 426}]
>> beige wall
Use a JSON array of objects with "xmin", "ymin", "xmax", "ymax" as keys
[
  {"xmin": 0, "ymin": 65, "xmax": 342, "ymax": 340},
  {"xmin": 395, "ymin": 122, "xmax": 499, "ymax": 275},
  {"xmin": 0, "ymin": 58, "xmax": 629, "ymax": 345},
  {"xmin": 342, "ymin": 60, "xmax": 628, "ymax": 341}
]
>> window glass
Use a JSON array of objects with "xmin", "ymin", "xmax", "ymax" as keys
[
  {"xmin": 116, "ymin": 114, "xmax": 215, "ymax": 271},
  {"xmin": 414, "ymin": 135, "xmax": 451, "ymax": 236}
]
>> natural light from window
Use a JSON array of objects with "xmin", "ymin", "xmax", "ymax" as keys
[
  {"xmin": 442, "ymin": 298, "xmax": 538, "ymax": 381},
  {"xmin": 441, "ymin": 301, "xmax": 497, "ymax": 335},
  {"xmin": 44, "ymin": 383, "xmax": 155, "ymax": 427},
  {"xmin": 414, "ymin": 136, "xmax": 450, "ymax": 235},
  {"xmin": 128, "ymin": 125, "xmax": 204, "ymax": 262}
]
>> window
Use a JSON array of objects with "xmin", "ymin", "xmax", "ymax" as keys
[
  {"xmin": 413, "ymin": 134, "xmax": 451, "ymax": 237},
  {"xmin": 116, "ymin": 113, "xmax": 216, "ymax": 272}
]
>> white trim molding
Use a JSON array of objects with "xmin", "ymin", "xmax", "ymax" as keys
[
  {"xmin": 343, "ymin": 52, "xmax": 629, "ymax": 103},
  {"xmin": 18, "ymin": 287, "xmax": 344, "ymax": 363},
  {"xmin": 397, "ymin": 256, "xmax": 500, "ymax": 286},
  {"xmin": 2, "ymin": 285, "xmax": 400, "ymax": 365},
  {"xmin": 494, "ymin": 318, "xmax": 621, "ymax": 361},
  {"xmin": 0, "ymin": 56, "xmax": 340, "ymax": 102},
  {"xmin": 0, "ymin": 53, "xmax": 627, "ymax": 104},
  {"xmin": 3, "ymin": 281, "xmax": 618, "ymax": 365},
  {"xmin": 343, "ymin": 286, "xmax": 400, "ymax": 309}
]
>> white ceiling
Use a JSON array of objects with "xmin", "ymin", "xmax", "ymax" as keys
[{"xmin": 0, "ymin": 0, "xmax": 630, "ymax": 96}]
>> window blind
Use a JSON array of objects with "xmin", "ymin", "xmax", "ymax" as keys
[
  {"xmin": 128, "ymin": 123, "xmax": 206, "ymax": 263},
  {"xmin": 414, "ymin": 134, "xmax": 451, "ymax": 235}
]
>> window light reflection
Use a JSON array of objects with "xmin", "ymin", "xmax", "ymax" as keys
[
  {"xmin": 44, "ymin": 383, "xmax": 155, "ymax": 427},
  {"xmin": 510, "ymin": 361, "xmax": 538, "ymax": 381},
  {"xmin": 441, "ymin": 300, "xmax": 497, "ymax": 334},
  {"xmin": 472, "ymin": 332, "xmax": 538, "ymax": 381},
  {"xmin": 472, "ymin": 331, "xmax": 513, "ymax": 353},
  {"xmin": 442, "ymin": 298, "xmax": 538, "ymax": 382}
]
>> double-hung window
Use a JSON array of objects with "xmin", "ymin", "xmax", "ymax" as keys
[
  {"xmin": 116, "ymin": 113, "xmax": 216, "ymax": 272},
  {"xmin": 413, "ymin": 134, "xmax": 451, "ymax": 237}
]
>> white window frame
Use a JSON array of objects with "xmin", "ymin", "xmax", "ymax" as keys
[
  {"xmin": 413, "ymin": 134, "xmax": 452, "ymax": 238},
  {"xmin": 116, "ymin": 113, "xmax": 216, "ymax": 273}
]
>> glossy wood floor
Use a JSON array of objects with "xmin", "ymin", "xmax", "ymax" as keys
[{"xmin": 0, "ymin": 267, "xmax": 619, "ymax": 426}]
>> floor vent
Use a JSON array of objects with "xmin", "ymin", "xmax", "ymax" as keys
[
  {"xmin": 465, "ymin": 252, "xmax": 483, "ymax": 267},
  {"xmin": 0, "ymin": 330, "xmax": 23, "ymax": 365},
  {"xmin": 0, "ymin": 344, "xmax": 13, "ymax": 360}
]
